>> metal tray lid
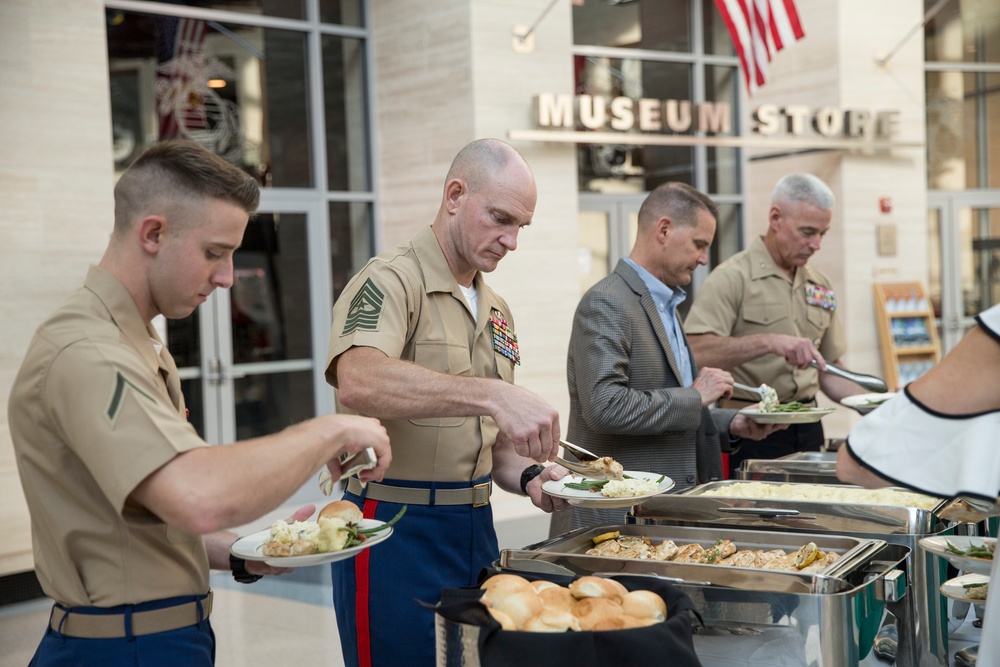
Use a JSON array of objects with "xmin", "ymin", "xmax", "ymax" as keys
[
  {"xmin": 774, "ymin": 451, "xmax": 838, "ymax": 463},
  {"xmin": 633, "ymin": 480, "xmax": 947, "ymax": 535},
  {"xmin": 739, "ymin": 457, "xmax": 837, "ymax": 475},
  {"xmin": 503, "ymin": 524, "xmax": 892, "ymax": 596}
]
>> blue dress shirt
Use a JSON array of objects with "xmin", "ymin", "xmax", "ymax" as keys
[{"xmin": 623, "ymin": 257, "xmax": 694, "ymax": 387}]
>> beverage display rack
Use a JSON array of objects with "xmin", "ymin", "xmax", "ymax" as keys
[{"xmin": 872, "ymin": 282, "xmax": 942, "ymax": 389}]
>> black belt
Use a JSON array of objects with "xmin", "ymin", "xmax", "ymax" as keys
[
  {"xmin": 49, "ymin": 591, "xmax": 212, "ymax": 638},
  {"xmin": 346, "ymin": 477, "xmax": 491, "ymax": 507}
]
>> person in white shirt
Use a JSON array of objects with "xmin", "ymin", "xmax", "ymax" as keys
[{"xmin": 838, "ymin": 303, "xmax": 1000, "ymax": 665}]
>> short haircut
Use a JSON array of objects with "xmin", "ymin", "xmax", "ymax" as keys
[
  {"xmin": 637, "ymin": 182, "xmax": 719, "ymax": 230},
  {"xmin": 444, "ymin": 138, "xmax": 530, "ymax": 193},
  {"xmin": 113, "ymin": 139, "xmax": 260, "ymax": 236},
  {"xmin": 771, "ymin": 173, "xmax": 834, "ymax": 211}
]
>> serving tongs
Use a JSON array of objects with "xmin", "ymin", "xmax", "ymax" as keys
[
  {"xmin": 318, "ymin": 446, "xmax": 378, "ymax": 495},
  {"xmin": 555, "ymin": 439, "xmax": 614, "ymax": 480},
  {"xmin": 810, "ymin": 360, "xmax": 889, "ymax": 394},
  {"xmin": 935, "ymin": 494, "xmax": 1000, "ymax": 523}
]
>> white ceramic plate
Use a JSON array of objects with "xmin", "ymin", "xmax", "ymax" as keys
[
  {"xmin": 542, "ymin": 471, "xmax": 675, "ymax": 509},
  {"xmin": 840, "ymin": 392, "xmax": 896, "ymax": 415},
  {"xmin": 940, "ymin": 573, "xmax": 990, "ymax": 603},
  {"xmin": 919, "ymin": 535, "xmax": 996, "ymax": 576},
  {"xmin": 230, "ymin": 519, "xmax": 392, "ymax": 567},
  {"xmin": 737, "ymin": 406, "xmax": 836, "ymax": 424}
]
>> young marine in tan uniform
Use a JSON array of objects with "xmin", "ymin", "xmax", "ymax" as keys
[
  {"xmin": 684, "ymin": 173, "xmax": 866, "ymax": 472},
  {"xmin": 326, "ymin": 138, "xmax": 569, "ymax": 667},
  {"xmin": 8, "ymin": 140, "xmax": 391, "ymax": 667}
]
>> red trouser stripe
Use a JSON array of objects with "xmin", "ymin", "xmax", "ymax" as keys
[{"xmin": 355, "ymin": 498, "xmax": 379, "ymax": 667}]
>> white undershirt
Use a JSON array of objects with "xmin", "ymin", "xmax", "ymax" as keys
[{"xmin": 459, "ymin": 283, "xmax": 478, "ymax": 317}]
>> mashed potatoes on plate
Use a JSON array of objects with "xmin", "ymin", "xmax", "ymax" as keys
[
  {"xmin": 602, "ymin": 478, "xmax": 660, "ymax": 498},
  {"xmin": 262, "ymin": 516, "xmax": 352, "ymax": 557}
]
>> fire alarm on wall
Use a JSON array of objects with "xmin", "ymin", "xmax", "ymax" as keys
[{"xmin": 879, "ymin": 197, "xmax": 892, "ymax": 213}]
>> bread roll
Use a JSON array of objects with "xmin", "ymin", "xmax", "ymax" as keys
[
  {"xmin": 487, "ymin": 607, "xmax": 517, "ymax": 630},
  {"xmin": 480, "ymin": 574, "xmax": 533, "ymax": 604},
  {"xmin": 531, "ymin": 579, "xmax": 558, "ymax": 593},
  {"xmin": 571, "ymin": 597, "xmax": 624, "ymax": 630},
  {"xmin": 522, "ymin": 608, "xmax": 581, "ymax": 632},
  {"xmin": 319, "ymin": 499, "xmax": 363, "ymax": 525},
  {"xmin": 568, "ymin": 576, "xmax": 628, "ymax": 603},
  {"xmin": 590, "ymin": 615, "xmax": 646, "ymax": 631},
  {"xmin": 480, "ymin": 575, "xmax": 542, "ymax": 628},
  {"xmin": 621, "ymin": 590, "xmax": 667, "ymax": 622},
  {"xmin": 538, "ymin": 585, "xmax": 576, "ymax": 613}
]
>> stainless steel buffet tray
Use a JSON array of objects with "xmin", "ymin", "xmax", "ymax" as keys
[
  {"xmin": 627, "ymin": 480, "xmax": 969, "ymax": 666},
  {"xmin": 503, "ymin": 523, "xmax": 910, "ymax": 667},
  {"xmin": 736, "ymin": 451, "xmax": 842, "ymax": 485},
  {"xmin": 501, "ymin": 524, "xmax": 883, "ymax": 595}
]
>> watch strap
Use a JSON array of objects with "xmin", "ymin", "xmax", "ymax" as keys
[
  {"xmin": 230, "ymin": 553, "xmax": 263, "ymax": 584},
  {"xmin": 520, "ymin": 464, "xmax": 546, "ymax": 495}
]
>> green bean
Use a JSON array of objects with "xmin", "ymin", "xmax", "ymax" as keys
[
  {"xmin": 770, "ymin": 402, "xmax": 813, "ymax": 412},
  {"xmin": 349, "ymin": 505, "xmax": 408, "ymax": 546},
  {"xmin": 564, "ymin": 479, "xmax": 609, "ymax": 491},
  {"xmin": 862, "ymin": 397, "xmax": 891, "ymax": 406},
  {"xmin": 945, "ymin": 540, "xmax": 995, "ymax": 560}
]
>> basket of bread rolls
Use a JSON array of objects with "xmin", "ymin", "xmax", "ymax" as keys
[{"xmin": 431, "ymin": 571, "xmax": 703, "ymax": 667}]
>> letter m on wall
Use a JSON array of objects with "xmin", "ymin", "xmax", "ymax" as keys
[{"xmin": 536, "ymin": 94, "xmax": 573, "ymax": 128}]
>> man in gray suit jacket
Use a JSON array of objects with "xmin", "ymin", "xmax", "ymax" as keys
[{"xmin": 550, "ymin": 183, "xmax": 778, "ymax": 534}]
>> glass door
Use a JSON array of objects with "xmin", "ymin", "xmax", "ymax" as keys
[
  {"xmin": 578, "ymin": 192, "xmax": 716, "ymax": 318},
  {"xmin": 169, "ymin": 200, "xmax": 330, "ymax": 446},
  {"xmin": 578, "ymin": 194, "xmax": 644, "ymax": 294},
  {"xmin": 928, "ymin": 192, "xmax": 1000, "ymax": 353}
]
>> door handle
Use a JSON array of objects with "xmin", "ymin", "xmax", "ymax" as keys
[{"xmin": 206, "ymin": 358, "xmax": 246, "ymax": 385}]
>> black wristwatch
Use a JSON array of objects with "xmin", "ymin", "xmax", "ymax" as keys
[
  {"xmin": 520, "ymin": 464, "xmax": 546, "ymax": 495},
  {"xmin": 230, "ymin": 553, "xmax": 263, "ymax": 584}
]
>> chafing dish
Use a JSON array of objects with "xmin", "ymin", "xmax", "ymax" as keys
[
  {"xmin": 502, "ymin": 523, "xmax": 909, "ymax": 667},
  {"xmin": 737, "ymin": 451, "xmax": 843, "ymax": 485},
  {"xmin": 628, "ymin": 480, "xmax": 971, "ymax": 666}
]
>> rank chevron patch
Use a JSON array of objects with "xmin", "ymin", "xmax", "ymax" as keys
[
  {"xmin": 343, "ymin": 277, "xmax": 385, "ymax": 334},
  {"xmin": 106, "ymin": 370, "xmax": 156, "ymax": 426}
]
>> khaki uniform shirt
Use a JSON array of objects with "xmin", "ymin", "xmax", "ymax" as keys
[
  {"xmin": 8, "ymin": 266, "xmax": 209, "ymax": 607},
  {"xmin": 326, "ymin": 226, "xmax": 517, "ymax": 482},
  {"xmin": 684, "ymin": 236, "xmax": 846, "ymax": 403}
]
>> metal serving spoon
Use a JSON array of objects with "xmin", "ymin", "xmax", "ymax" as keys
[
  {"xmin": 810, "ymin": 360, "xmax": 889, "ymax": 393},
  {"xmin": 733, "ymin": 382, "xmax": 771, "ymax": 399}
]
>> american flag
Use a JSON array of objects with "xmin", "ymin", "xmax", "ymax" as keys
[{"xmin": 713, "ymin": 0, "xmax": 805, "ymax": 96}]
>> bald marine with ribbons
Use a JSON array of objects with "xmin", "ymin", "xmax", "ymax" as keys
[{"xmin": 324, "ymin": 137, "xmax": 572, "ymax": 667}]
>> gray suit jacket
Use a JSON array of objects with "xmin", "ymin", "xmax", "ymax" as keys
[{"xmin": 549, "ymin": 260, "xmax": 736, "ymax": 535}]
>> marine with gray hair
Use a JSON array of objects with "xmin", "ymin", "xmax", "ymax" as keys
[{"xmin": 684, "ymin": 172, "xmax": 871, "ymax": 471}]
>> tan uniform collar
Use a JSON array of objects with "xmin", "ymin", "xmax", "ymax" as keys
[
  {"xmin": 83, "ymin": 265, "xmax": 163, "ymax": 375},
  {"xmin": 748, "ymin": 236, "xmax": 821, "ymax": 287},
  {"xmin": 411, "ymin": 226, "xmax": 463, "ymax": 294},
  {"xmin": 411, "ymin": 226, "xmax": 490, "ymax": 326}
]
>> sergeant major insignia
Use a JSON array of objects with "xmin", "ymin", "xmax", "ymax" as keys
[{"xmin": 343, "ymin": 278, "xmax": 384, "ymax": 334}]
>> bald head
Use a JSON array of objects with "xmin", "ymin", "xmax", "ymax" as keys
[{"xmin": 444, "ymin": 138, "xmax": 532, "ymax": 194}]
